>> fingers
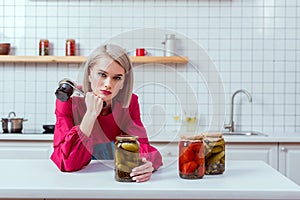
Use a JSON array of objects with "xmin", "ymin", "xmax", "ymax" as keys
[
  {"xmin": 132, "ymin": 172, "xmax": 151, "ymax": 183},
  {"xmin": 130, "ymin": 158, "xmax": 154, "ymax": 183},
  {"xmin": 85, "ymin": 92, "xmax": 104, "ymax": 116}
]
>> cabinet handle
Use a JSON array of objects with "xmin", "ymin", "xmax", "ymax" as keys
[{"xmin": 280, "ymin": 147, "xmax": 287, "ymax": 152}]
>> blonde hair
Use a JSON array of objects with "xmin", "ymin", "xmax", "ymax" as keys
[{"xmin": 82, "ymin": 44, "xmax": 133, "ymax": 108}]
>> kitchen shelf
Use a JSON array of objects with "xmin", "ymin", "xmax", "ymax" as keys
[{"xmin": 0, "ymin": 56, "xmax": 188, "ymax": 64}]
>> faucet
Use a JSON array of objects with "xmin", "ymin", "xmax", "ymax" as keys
[{"xmin": 224, "ymin": 89, "xmax": 252, "ymax": 132}]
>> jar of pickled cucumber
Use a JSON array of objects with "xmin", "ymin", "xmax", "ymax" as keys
[
  {"xmin": 179, "ymin": 135, "xmax": 205, "ymax": 179},
  {"xmin": 114, "ymin": 135, "xmax": 140, "ymax": 182},
  {"xmin": 203, "ymin": 132, "xmax": 225, "ymax": 175}
]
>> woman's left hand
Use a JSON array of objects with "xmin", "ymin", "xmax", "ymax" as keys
[{"xmin": 130, "ymin": 158, "xmax": 154, "ymax": 183}]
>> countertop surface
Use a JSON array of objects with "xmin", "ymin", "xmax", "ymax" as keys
[
  {"xmin": 0, "ymin": 159, "xmax": 299, "ymax": 200},
  {"xmin": 1, "ymin": 132, "xmax": 300, "ymax": 143}
]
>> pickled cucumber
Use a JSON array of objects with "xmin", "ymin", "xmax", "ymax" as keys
[
  {"xmin": 203, "ymin": 134, "xmax": 225, "ymax": 175},
  {"xmin": 115, "ymin": 135, "xmax": 140, "ymax": 182},
  {"xmin": 115, "ymin": 152, "xmax": 124, "ymax": 164},
  {"xmin": 118, "ymin": 148, "xmax": 139, "ymax": 159},
  {"xmin": 207, "ymin": 151, "xmax": 225, "ymax": 165},
  {"xmin": 117, "ymin": 164, "xmax": 132, "ymax": 173},
  {"xmin": 207, "ymin": 140, "xmax": 224, "ymax": 147},
  {"xmin": 211, "ymin": 146, "xmax": 223, "ymax": 153},
  {"xmin": 123, "ymin": 160, "xmax": 139, "ymax": 168},
  {"xmin": 121, "ymin": 142, "xmax": 139, "ymax": 152},
  {"xmin": 205, "ymin": 161, "xmax": 225, "ymax": 175},
  {"xmin": 116, "ymin": 153, "xmax": 138, "ymax": 166}
]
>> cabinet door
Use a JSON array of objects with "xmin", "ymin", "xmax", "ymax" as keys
[
  {"xmin": 226, "ymin": 143, "xmax": 278, "ymax": 170},
  {"xmin": 0, "ymin": 141, "xmax": 53, "ymax": 159},
  {"xmin": 278, "ymin": 143, "xmax": 300, "ymax": 185},
  {"xmin": 151, "ymin": 142, "xmax": 179, "ymax": 168}
]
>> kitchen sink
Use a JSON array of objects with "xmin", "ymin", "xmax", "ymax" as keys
[{"xmin": 222, "ymin": 131, "xmax": 267, "ymax": 136}]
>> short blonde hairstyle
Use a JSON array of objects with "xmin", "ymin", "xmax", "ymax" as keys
[{"xmin": 82, "ymin": 44, "xmax": 133, "ymax": 108}]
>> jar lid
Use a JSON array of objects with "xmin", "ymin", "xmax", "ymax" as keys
[
  {"xmin": 202, "ymin": 132, "xmax": 223, "ymax": 138},
  {"xmin": 116, "ymin": 135, "xmax": 138, "ymax": 141},
  {"xmin": 180, "ymin": 134, "xmax": 204, "ymax": 141}
]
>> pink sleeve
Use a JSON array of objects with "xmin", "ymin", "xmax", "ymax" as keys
[
  {"xmin": 139, "ymin": 143, "xmax": 163, "ymax": 171},
  {"xmin": 50, "ymin": 99, "xmax": 93, "ymax": 172},
  {"xmin": 127, "ymin": 95, "xmax": 163, "ymax": 170}
]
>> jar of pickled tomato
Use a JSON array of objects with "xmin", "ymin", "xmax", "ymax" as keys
[
  {"xmin": 179, "ymin": 135, "xmax": 205, "ymax": 179},
  {"xmin": 66, "ymin": 39, "xmax": 75, "ymax": 56},
  {"xmin": 39, "ymin": 39, "xmax": 49, "ymax": 56}
]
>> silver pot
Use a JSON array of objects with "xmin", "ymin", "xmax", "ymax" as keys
[{"xmin": 1, "ymin": 112, "xmax": 28, "ymax": 133}]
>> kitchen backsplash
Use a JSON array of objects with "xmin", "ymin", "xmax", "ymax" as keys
[{"xmin": 0, "ymin": 0, "xmax": 299, "ymax": 136}]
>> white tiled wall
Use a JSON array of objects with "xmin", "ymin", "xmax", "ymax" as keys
[{"xmin": 0, "ymin": 0, "xmax": 299, "ymax": 137}]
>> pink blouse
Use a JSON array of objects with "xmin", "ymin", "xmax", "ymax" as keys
[{"xmin": 50, "ymin": 94, "xmax": 163, "ymax": 172}]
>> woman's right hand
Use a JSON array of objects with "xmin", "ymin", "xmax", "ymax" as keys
[{"xmin": 84, "ymin": 92, "xmax": 104, "ymax": 118}]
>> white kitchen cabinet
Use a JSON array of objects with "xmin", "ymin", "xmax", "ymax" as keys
[
  {"xmin": 225, "ymin": 142, "xmax": 278, "ymax": 170},
  {"xmin": 278, "ymin": 143, "xmax": 300, "ymax": 185},
  {"xmin": 151, "ymin": 142, "xmax": 179, "ymax": 168},
  {"xmin": 152, "ymin": 142, "xmax": 279, "ymax": 170},
  {"xmin": 0, "ymin": 141, "xmax": 53, "ymax": 159}
]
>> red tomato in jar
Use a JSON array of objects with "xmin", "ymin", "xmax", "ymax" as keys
[
  {"xmin": 197, "ymin": 164, "xmax": 205, "ymax": 177},
  {"xmin": 189, "ymin": 142, "xmax": 202, "ymax": 152},
  {"xmin": 181, "ymin": 161, "xmax": 198, "ymax": 174},
  {"xmin": 195, "ymin": 153, "xmax": 205, "ymax": 166},
  {"xmin": 179, "ymin": 149, "xmax": 195, "ymax": 163}
]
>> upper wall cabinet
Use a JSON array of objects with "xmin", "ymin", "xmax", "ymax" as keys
[{"xmin": 0, "ymin": 56, "xmax": 188, "ymax": 64}]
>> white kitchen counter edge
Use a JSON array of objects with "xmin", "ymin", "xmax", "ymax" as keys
[{"xmin": 0, "ymin": 159, "xmax": 300, "ymax": 200}]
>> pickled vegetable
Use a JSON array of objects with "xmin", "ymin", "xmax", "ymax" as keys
[
  {"xmin": 114, "ymin": 135, "xmax": 140, "ymax": 182},
  {"xmin": 179, "ymin": 135, "xmax": 205, "ymax": 179},
  {"xmin": 203, "ymin": 133, "xmax": 225, "ymax": 175},
  {"xmin": 121, "ymin": 142, "xmax": 139, "ymax": 152}
]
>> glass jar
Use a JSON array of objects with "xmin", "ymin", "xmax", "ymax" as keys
[
  {"xmin": 114, "ymin": 135, "xmax": 140, "ymax": 182},
  {"xmin": 178, "ymin": 135, "xmax": 205, "ymax": 179},
  {"xmin": 39, "ymin": 39, "xmax": 49, "ymax": 56},
  {"xmin": 184, "ymin": 111, "xmax": 197, "ymax": 133},
  {"xmin": 203, "ymin": 132, "xmax": 225, "ymax": 175},
  {"xmin": 66, "ymin": 39, "xmax": 75, "ymax": 56}
]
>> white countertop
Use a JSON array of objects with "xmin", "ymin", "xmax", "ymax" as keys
[
  {"xmin": 0, "ymin": 133, "xmax": 53, "ymax": 141},
  {"xmin": 0, "ymin": 159, "xmax": 299, "ymax": 200},
  {"xmin": 1, "ymin": 132, "xmax": 300, "ymax": 143}
]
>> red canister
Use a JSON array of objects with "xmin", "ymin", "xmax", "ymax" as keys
[
  {"xmin": 136, "ymin": 48, "xmax": 147, "ymax": 56},
  {"xmin": 39, "ymin": 39, "xmax": 49, "ymax": 56},
  {"xmin": 66, "ymin": 39, "xmax": 75, "ymax": 56}
]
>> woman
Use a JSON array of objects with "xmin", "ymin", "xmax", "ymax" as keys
[{"xmin": 51, "ymin": 44, "xmax": 163, "ymax": 182}]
